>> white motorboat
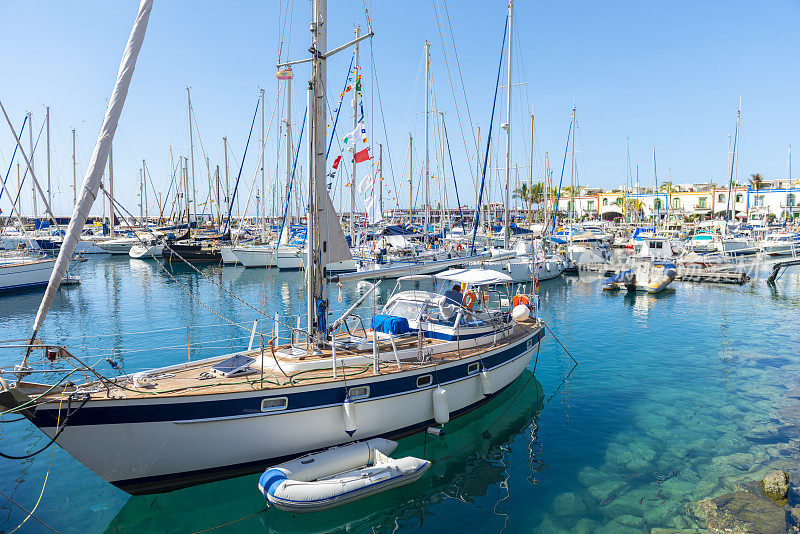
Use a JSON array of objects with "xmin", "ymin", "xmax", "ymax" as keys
[
  {"xmin": 759, "ymin": 232, "xmax": 799, "ymax": 256},
  {"xmin": 567, "ymin": 233, "xmax": 611, "ymax": 265},
  {"xmin": 258, "ymin": 438, "xmax": 430, "ymax": 512},
  {"xmin": 97, "ymin": 236, "xmax": 138, "ymax": 255}
]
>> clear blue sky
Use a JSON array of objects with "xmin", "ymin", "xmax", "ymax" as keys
[{"xmin": 1, "ymin": 0, "xmax": 799, "ymax": 217}]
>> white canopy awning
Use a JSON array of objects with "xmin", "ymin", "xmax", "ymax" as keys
[{"xmin": 434, "ymin": 268, "xmax": 513, "ymax": 286}]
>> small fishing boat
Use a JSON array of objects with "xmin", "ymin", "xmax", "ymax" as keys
[{"xmin": 257, "ymin": 438, "xmax": 430, "ymax": 512}]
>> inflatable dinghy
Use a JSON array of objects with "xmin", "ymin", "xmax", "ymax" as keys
[
  {"xmin": 257, "ymin": 438, "xmax": 430, "ymax": 512},
  {"xmin": 601, "ymin": 269, "xmax": 634, "ymax": 291}
]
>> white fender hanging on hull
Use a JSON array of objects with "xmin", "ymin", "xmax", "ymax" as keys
[
  {"xmin": 480, "ymin": 366, "xmax": 493, "ymax": 396},
  {"xmin": 432, "ymin": 386, "xmax": 449, "ymax": 425},
  {"xmin": 343, "ymin": 395, "xmax": 357, "ymax": 436}
]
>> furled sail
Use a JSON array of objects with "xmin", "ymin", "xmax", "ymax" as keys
[{"xmin": 30, "ymin": 0, "xmax": 154, "ymax": 341}]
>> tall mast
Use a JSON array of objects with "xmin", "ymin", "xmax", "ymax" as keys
[
  {"xmin": 569, "ymin": 106, "xmax": 575, "ymax": 239},
  {"xmin": 285, "ymin": 77, "xmax": 293, "ymax": 227},
  {"xmin": 379, "ymin": 144, "xmax": 383, "ymax": 217},
  {"xmin": 543, "ymin": 149, "xmax": 550, "ymax": 232},
  {"xmin": 260, "ymin": 88, "xmax": 266, "ymax": 234},
  {"xmin": 503, "ymin": 0, "xmax": 513, "ymax": 248},
  {"xmin": 306, "ymin": 0, "xmax": 329, "ymax": 340},
  {"xmin": 71, "ymin": 128, "xmax": 77, "ymax": 207},
  {"xmin": 528, "ymin": 114, "xmax": 533, "ymax": 226},
  {"xmin": 653, "ymin": 147, "xmax": 659, "ymax": 226},
  {"xmin": 625, "ymin": 137, "xmax": 630, "ymax": 223},
  {"xmin": 223, "ymin": 137, "xmax": 230, "ymax": 227},
  {"xmin": 476, "ymin": 126, "xmax": 481, "ymax": 231},
  {"xmin": 46, "ymin": 106, "xmax": 51, "ymax": 215},
  {"xmin": 408, "ymin": 133, "xmax": 413, "ymax": 224},
  {"xmin": 28, "ymin": 112, "xmax": 37, "ymax": 220},
  {"xmin": 726, "ymin": 108, "xmax": 740, "ymax": 223},
  {"xmin": 183, "ymin": 157, "xmax": 190, "ymax": 228},
  {"xmin": 17, "ymin": 163, "xmax": 22, "ymax": 218},
  {"xmin": 788, "ymin": 144, "xmax": 792, "ymax": 183},
  {"xmin": 139, "ymin": 166, "xmax": 144, "ymax": 224},
  {"xmin": 187, "ymin": 87, "xmax": 196, "ymax": 230},
  {"xmin": 143, "ymin": 159, "xmax": 148, "ymax": 223},
  {"xmin": 350, "ymin": 26, "xmax": 360, "ymax": 240},
  {"xmin": 109, "ymin": 143, "xmax": 115, "ymax": 235},
  {"xmin": 424, "ymin": 40, "xmax": 431, "ymax": 244},
  {"xmin": 635, "ymin": 165, "xmax": 640, "ymax": 223}
]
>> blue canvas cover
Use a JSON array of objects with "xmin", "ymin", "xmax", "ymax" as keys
[{"xmin": 370, "ymin": 315, "xmax": 410, "ymax": 335}]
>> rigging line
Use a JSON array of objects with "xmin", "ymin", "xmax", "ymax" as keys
[
  {"xmin": 238, "ymin": 89, "xmax": 282, "ymax": 225},
  {"xmin": 0, "ymin": 116, "xmax": 27, "ymax": 203},
  {"xmin": 441, "ymin": 0, "xmax": 476, "ymax": 150},
  {"xmin": 0, "ymin": 490, "xmax": 59, "ymax": 533},
  {"xmin": 368, "ymin": 48, "xmax": 408, "ymax": 212},
  {"xmin": 432, "ymin": 0, "xmax": 473, "ymax": 167},
  {"xmin": 326, "ymin": 54, "xmax": 355, "ymax": 158},
  {"xmin": 470, "ymin": 14, "xmax": 508, "ymax": 255},
  {"xmin": 7, "ymin": 395, "xmax": 62, "ymax": 534},
  {"xmin": 2, "ymin": 118, "xmax": 46, "ymax": 235},
  {"xmin": 549, "ymin": 116, "xmax": 573, "ymax": 236},
  {"xmin": 442, "ymin": 117, "xmax": 465, "ymax": 231},
  {"xmin": 223, "ymin": 98, "xmax": 260, "ymax": 232},
  {"xmin": 102, "ymin": 189, "xmax": 302, "ymax": 334},
  {"xmin": 190, "ymin": 508, "xmax": 266, "ymax": 534}
]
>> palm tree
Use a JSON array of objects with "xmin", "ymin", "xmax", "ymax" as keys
[
  {"xmin": 658, "ymin": 181, "xmax": 680, "ymax": 220},
  {"xmin": 749, "ymin": 173, "xmax": 766, "ymax": 212}
]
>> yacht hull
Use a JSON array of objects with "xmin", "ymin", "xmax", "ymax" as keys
[
  {"xmin": 0, "ymin": 257, "xmax": 56, "ymax": 292},
  {"xmin": 29, "ymin": 327, "xmax": 543, "ymax": 494},
  {"xmin": 232, "ymin": 246, "xmax": 277, "ymax": 267}
]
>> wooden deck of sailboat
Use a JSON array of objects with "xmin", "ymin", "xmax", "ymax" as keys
[{"xmin": 31, "ymin": 319, "xmax": 541, "ymax": 402}]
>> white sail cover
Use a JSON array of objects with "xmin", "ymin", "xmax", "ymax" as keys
[
  {"xmin": 31, "ymin": 0, "xmax": 154, "ymax": 338},
  {"xmin": 319, "ymin": 187, "xmax": 353, "ymax": 265}
]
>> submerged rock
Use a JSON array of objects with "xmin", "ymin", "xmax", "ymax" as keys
[
  {"xmin": 551, "ymin": 491, "xmax": 587, "ymax": 517},
  {"xmin": 761, "ymin": 469, "xmax": 790, "ymax": 505},
  {"xmin": 691, "ymin": 491, "xmax": 786, "ymax": 534}
]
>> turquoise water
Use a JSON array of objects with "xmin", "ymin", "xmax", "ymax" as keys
[{"xmin": 1, "ymin": 256, "xmax": 799, "ymax": 533}]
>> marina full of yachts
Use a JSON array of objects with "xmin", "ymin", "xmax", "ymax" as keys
[{"xmin": 1, "ymin": 0, "xmax": 800, "ymax": 528}]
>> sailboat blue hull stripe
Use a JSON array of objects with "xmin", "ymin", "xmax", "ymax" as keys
[{"xmin": 33, "ymin": 328, "xmax": 544, "ymax": 428}]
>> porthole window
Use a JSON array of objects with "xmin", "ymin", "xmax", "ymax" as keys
[
  {"xmin": 416, "ymin": 374, "xmax": 433, "ymax": 388},
  {"xmin": 467, "ymin": 362, "xmax": 480, "ymax": 375},
  {"xmin": 348, "ymin": 386, "xmax": 370, "ymax": 400},
  {"xmin": 260, "ymin": 397, "xmax": 288, "ymax": 412}
]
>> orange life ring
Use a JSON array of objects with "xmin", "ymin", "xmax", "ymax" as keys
[
  {"xmin": 512, "ymin": 294, "xmax": 531, "ymax": 308},
  {"xmin": 463, "ymin": 290, "xmax": 476, "ymax": 310},
  {"xmin": 456, "ymin": 243, "xmax": 463, "ymax": 251}
]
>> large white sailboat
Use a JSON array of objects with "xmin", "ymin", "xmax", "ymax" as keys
[{"xmin": 0, "ymin": 0, "xmax": 544, "ymax": 498}]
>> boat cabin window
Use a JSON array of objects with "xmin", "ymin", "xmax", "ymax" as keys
[
  {"xmin": 416, "ymin": 374, "xmax": 433, "ymax": 388},
  {"xmin": 385, "ymin": 300, "xmax": 424, "ymax": 322},
  {"xmin": 467, "ymin": 362, "xmax": 480, "ymax": 375},
  {"xmin": 348, "ymin": 386, "xmax": 370, "ymax": 400},
  {"xmin": 260, "ymin": 397, "xmax": 288, "ymax": 412}
]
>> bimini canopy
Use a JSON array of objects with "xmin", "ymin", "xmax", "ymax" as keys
[{"xmin": 434, "ymin": 268, "xmax": 513, "ymax": 286}]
